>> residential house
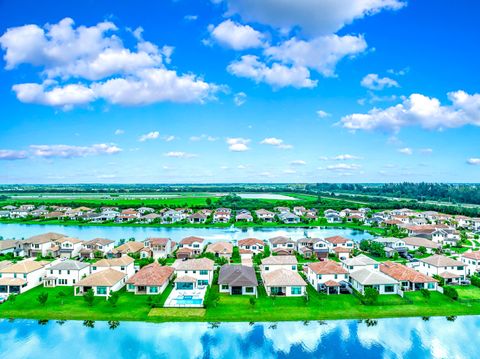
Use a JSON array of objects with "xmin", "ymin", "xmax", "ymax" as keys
[
  {"xmin": 236, "ymin": 212, "xmax": 253, "ymax": 222},
  {"xmin": 213, "ymin": 209, "xmax": 231, "ymax": 223},
  {"xmin": 461, "ymin": 251, "xmax": 480, "ymax": 276},
  {"xmin": 177, "ymin": 236, "xmax": 205, "ymax": 259},
  {"xmin": 126, "ymin": 263, "xmax": 174, "ymax": 295},
  {"xmin": 293, "ymin": 206, "xmax": 306, "ymax": 216},
  {"xmin": 311, "ymin": 238, "xmax": 331, "ymax": 259},
  {"xmin": 349, "ymin": 268, "xmax": 399, "ymax": 295},
  {"xmin": 380, "ymin": 261, "xmax": 438, "ymax": 292},
  {"xmin": 140, "ymin": 213, "xmax": 162, "ymax": 224},
  {"xmin": 324, "ymin": 236, "xmax": 355, "ymax": 253},
  {"xmin": 173, "ymin": 258, "xmax": 214, "ymax": 288},
  {"xmin": 188, "ymin": 212, "xmax": 207, "ymax": 224},
  {"xmin": 261, "ymin": 255, "xmax": 298, "ymax": 272},
  {"xmin": 137, "ymin": 207, "xmax": 155, "ymax": 214},
  {"xmin": 278, "ymin": 212, "xmax": 300, "ymax": 224},
  {"xmin": 218, "ymin": 264, "xmax": 258, "ymax": 295},
  {"xmin": 111, "ymin": 241, "xmax": 145, "ymax": 257},
  {"xmin": 403, "ymin": 236, "xmax": 440, "ymax": 254},
  {"xmin": 417, "ymin": 255, "xmax": 466, "ymax": 284},
  {"xmin": 325, "ymin": 212, "xmax": 342, "ymax": 223},
  {"xmin": 262, "ymin": 268, "xmax": 307, "ymax": 297},
  {"xmin": 143, "ymin": 237, "xmax": 174, "ymax": 259},
  {"xmin": 342, "ymin": 254, "xmax": 379, "ymax": 273},
  {"xmin": 431, "ymin": 229, "xmax": 461, "ymax": 245},
  {"xmin": 53, "ymin": 237, "xmax": 83, "ymax": 258},
  {"xmin": 206, "ymin": 241, "xmax": 233, "ymax": 259},
  {"xmin": 306, "ymin": 260, "xmax": 349, "ymax": 294},
  {"xmin": 80, "ymin": 238, "xmax": 115, "ymax": 259},
  {"xmin": 255, "ymin": 209, "xmax": 275, "ymax": 222},
  {"xmin": 237, "ymin": 238, "xmax": 265, "ymax": 255},
  {"xmin": 22, "ymin": 232, "xmax": 66, "ymax": 257},
  {"xmin": 269, "ymin": 236, "xmax": 296, "ymax": 255},
  {"xmin": 372, "ymin": 237, "xmax": 407, "ymax": 257},
  {"xmin": 0, "ymin": 259, "xmax": 50, "ymax": 294},
  {"xmin": 74, "ymin": 269, "xmax": 127, "ymax": 298},
  {"xmin": 43, "ymin": 260, "xmax": 91, "ymax": 287},
  {"xmin": 0, "ymin": 240, "xmax": 23, "ymax": 257},
  {"xmin": 92, "ymin": 256, "xmax": 135, "ymax": 279}
]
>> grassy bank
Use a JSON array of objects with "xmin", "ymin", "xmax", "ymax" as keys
[{"xmin": 2, "ymin": 285, "xmax": 480, "ymax": 323}]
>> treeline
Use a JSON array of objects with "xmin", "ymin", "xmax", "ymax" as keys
[{"xmin": 306, "ymin": 183, "xmax": 480, "ymax": 206}]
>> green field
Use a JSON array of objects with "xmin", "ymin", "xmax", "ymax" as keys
[{"xmin": 2, "ymin": 284, "xmax": 480, "ymax": 323}]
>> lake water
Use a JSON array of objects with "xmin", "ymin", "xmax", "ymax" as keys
[
  {"xmin": 0, "ymin": 224, "xmax": 374, "ymax": 244},
  {"xmin": 0, "ymin": 316, "xmax": 477, "ymax": 358},
  {"xmin": 237, "ymin": 193, "xmax": 298, "ymax": 200}
]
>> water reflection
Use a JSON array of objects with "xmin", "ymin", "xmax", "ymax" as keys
[{"xmin": 0, "ymin": 316, "xmax": 478, "ymax": 358}]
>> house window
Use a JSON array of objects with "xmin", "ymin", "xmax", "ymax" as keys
[
  {"xmin": 317, "ymin": 274, "xmax": 322, "ymax": 279},
  {"xmin": 457, "ymin": 266, "xmax": 463, "ymax": 270},
  {"xmin": 149, "ymin": 286, "xmax": 158, "ymax": 294},
  {"xmin": 97, "ymin": 287, "xmax": 107, "ymax": 295},
  {"xmin": 245, "ymin": 287, "xmax": 254, "ymax": 293},
  {"xmin": 265, "ymin": 266, "xmax": 269, "ymax": 271},
  {"xmin": 200, "ymin": 270, "xmax": 208, "ymax": 275},
  {"xmin": 374, "ymin": 264, "xmax": 379, "ymax": 269},
  {"xmin": 128, "ymin": 284, "xmax": 135, "ymax": 290},
  {"xmin": 334, "ymin": 274, "xmax": 338, "ymax": 279},
  {"xmin": 121, "ymin": 266, "xmax": 125, "ymax": 271},
  {"xmin": 92, "ymin": 266, "xmax": 97, "ymax": 271},
  {"xmin": 384, "ymin": 285, "xmax": 395, "ymax": 293},
  {"xmin": 198, "ymin": 280, "xmax": 209, "ymax": 286},
  {"xmin": 291, "ymin": 287, "xmax": 302, "ymax": 295},
  {"xmin": 291, "ymin": 266, "xmax": 296, "ymax": 271},
  {"xmin": 427, "ymin": 282, "xmax": 435, "ymax": 289},
  {"xmin": 221, "ymin": 285, "xmax": 229, "ymax": 290}
]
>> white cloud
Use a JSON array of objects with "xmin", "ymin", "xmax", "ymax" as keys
[
  {"xmin": 29, "ymin": 143, "xmax": 121, "ymax": 158},
  {"xmin": 467, "ymin": 158, "xmax": 480, "ymax": 165},
  {"xmin": 398, "ymin": 147, "xmax": 413, "ymax": 155},
  {"xmin": 333, "ymin": 154, "xmax": 362, "ymax": 160},
  {"xmin": 163, "ymin": 135, "xmax": 176, "ymax": 142},
  {"xmin": 184, "ymin": 15, "xmax": 198, "ymax": 21},
  {"xmin": 291, "ymin": 160, "xmax": 306, "ymax": 166},
  {"xmin": 340, "ymin": 91, "xmax": 480, "ymax": 132},
  {"xmin": 265, "ymin": 34, "xmax": 367, "ymax": 77},
  {"xmin": 361, "ymin": 73, "xmax": 399, "ymax": 90},
  {"xmin": 316, "ymin": 110, "xmax": 330, "ymax": 118},
  {"xmin": 190, "ymin": 134, "xmax": 218, "ymax": 142},
  {"xmin": 0, "ymin": 150, "xmax": 28, "ymax": 160},
  {"xmin": 233, "ymin": 92, "xmax": 247, "ymax": 106},
  {"xmin": 164, "ymin": 151, "xmax": 197, "ymax": 158},
  {"xmin": 114, "ymin": 129, "xmax": 125, "ymax": 135},
  {"xmin": 420, "ymin": 148, "xmax": 433, "ymax": 154},
  {"xmin": 139, "ymin": 131, "xmax": 160, "ymax": 142},
  {"xmin": 228, "ymin": 55, "xmax": 316, "ymax": 89},
  {"xmin": 208, "ymin": 20, "xmax": 265, "ymax": 50},
  {"xmin": 219, "ymin": 0, "xmax": 405, "ymax": 36},
  {"xmin": 283, "ymin": 169, "xmax": 297, "ymax": 174},
  {"xmin": 226, "ymin": 137, "xmax": 250, "ymax": 151},
  {"xmin": 260, "ymin": 137, "xmax": 293, "ymax": 149},
  {"xmin": 326, "ymin": 163, "xmax": 361, "ymax": 170}
]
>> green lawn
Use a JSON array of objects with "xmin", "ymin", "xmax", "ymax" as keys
[
  {"xmin": 453, "ymin": 285, "xmax": 480, "ymax": 300},
  {"xmin": 3, "ymin": 284, "xmax": 480, "ymax": 323}
]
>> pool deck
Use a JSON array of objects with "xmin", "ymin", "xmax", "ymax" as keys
[{"xmin": 164, "ymin": 288, "xmax": 207, "ymax": 308}]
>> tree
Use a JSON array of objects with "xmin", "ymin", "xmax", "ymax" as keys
[
  {"xmin": 108, "ymin": 291, "xmax": 120, "ymax": 307},
  {"xmin": 362, "ymin": 288, "xmax": 379, "ymax": 305},
  {"xmin": 37, "ymin": 292, "xmax": 49, "ymax": 306},
  {"xmin": 443, "ymin": 286, "xmax": 459, "ymax": 301},
  {"xmin": 249, "ymin": 297, "xmax": 256, "ymax": 308},
  {"xmin": 206, "ymin": 198, "xmax": 212, "ymax": 206},
  {"xmin": 420, "ymin": 288, "xmax": 430, "ymax": 299},
  {"xmin": 418, "ymin": 246, "xmax": 427, "ymax": 255},
  {"xmin": 7, "ymin": 294, "xmax": 16, "ymax": 304},
  {"xmin": 108, "ymin": 320, "xmax": 120, "ymax": 330},
  {"xmin": 56, "ymin": 290, "xmax": 66, "ymax": 306},
  {"xmin": 83, "ymin": 289, "xmax": 95, "ymax": 306}
]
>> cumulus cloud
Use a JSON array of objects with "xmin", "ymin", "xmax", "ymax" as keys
[
  {"xmin": 340, "ymin": 91, "xmax": 480, "ymax": 132},
  {"xmin": 29, "ymin": 143, "xmax": 122, "ymax": 158},
  {"xmin": 164, "ymin": 151, "xmax": 197, "ymax": 158},
  {"xmin": 1, "ymin": 18, "xmax": 221, "ymax": 108},
  {"xmin": 208, "ymin": 20, "xmax": 265, "ymax": 50},
  {"xmin": 420, "ymin": 148, "xmax": 433, "ymax": 154},
  {"xmin": 316, "ymin": 110, "xmax": 330, "ymax": 118},
  {"xmin": 139, "ymin": 131, "xmax": 160, "ymax": 142},
  {"xmin": 233, "ymin": 92, "xmax": 247, "ymax": 106},
  {"xmin": 361, "ymin": 73, "xmax": 399, "ymax": 90},
  {"xmin": 291, "ymin": 160, "xmax": 306, "ymax": 166},
  {"xmin": 190, "ymin": 134, "xmax": 218, "ymax": 142},
  {"xmin": 398, "ymin": 147, "xmax": 413, "ymax": 155},
  {"xmin": 184, "ymin": 15, "xmax": 198, "ymax": 21},
  {"xmin": 326, "ymin": 163, "xmax": 361, "ymax": 170},
  {"xmin": 260, "ymin": 137, "xmax": 293, "ymax": 149},
  {"xmin": 114, "ymin": 129, "xmax": 125, "ymax": 135},
  {"xmin": 333, "ymin": 154, "xmax": 362, "ymax": 160},
  {"xmin": 218, "ymin": 0, "xmax": 405, "ymax": 36},
  {"xmin": 0, "ymin": 150, "xmax": 28, "ymax": 160},
  {"xmin": 467, "ymin": 158, "xmax": 480, "ymax": 165},
  {"xmin": 226, "ymin": 137, "xmax": 250, "ymax": 151},
  {"xmin": 265, "ymin": 34, "xmax": 367, "ymax": 77},
  {"xmin": 227, "ymin": 55, "xmax": 316, "ymax": 89}
]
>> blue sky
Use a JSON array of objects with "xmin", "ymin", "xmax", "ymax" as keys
[{"xmin": 0, "ymin": 0, "xmax": 479, "ymax": 183}]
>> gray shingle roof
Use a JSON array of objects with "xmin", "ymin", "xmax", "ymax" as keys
[
  {"xmin": 218, "ymin": 265, "xmax": 258, "ymax": 287},
  {"xmin": 49, "ymin": 260, "xmax": 90, "ymax": 271}
]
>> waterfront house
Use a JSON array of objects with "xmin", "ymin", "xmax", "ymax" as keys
[
  {"xmin": 206, "ymin": 241, "xmax": 233, "ymax": 259},
  {"xmin": 74, "ymin": 269, "xmax": 126, "ymax": 298},
  {"xmin": 126, "ymin": 263, "xmax": 174, "ymax": 295},
  {"xmin": 92, "ymin": 256, "xmax": 135, "ymax": 279},
  {"xmin": 137, "ymin": 207, "xmax": 155, "ymax": 214},
  {"xmin": 349, "ymin": 268, "xmax": 399, "ymax": 295},
  {"xmin": 269, "ymin": 236, "xmax": 296, "ymax": 255},
  {"xmin": 372, "ymin": 237, "xmax": 407, "ymax": 257},
  {"xmin": 143, "ymin": 237, "xmax": 174, "ymax": 259},
  {"xmin": 311, "ymin": 238, "xmax": 331, "ymax": 259},
  {"xmin": 278, "ymin": 212, "xmax": 300, "ymax": 224},
  {"xmin": 403, "ymin": 236, "xmax": 440, "ymax": 253},
  {"xmin": 306, "ymin": 260, "xmax": 349, "ymax": 294},
  {"xmin": 177, "ymin": 236, "xmax": 205, "ymax": 258},
  {"xmin": 255, "ymin": 209, "xmax": 275, "ymax": 222},
  {"xmin": 213, "ymin": 209, "xmax": 231, "ymax": 223},
  {"xmin": 218, "ymin": 264, "xmax": 258, "ymax": 295},
  {"xmin": 261, "ymin": 255, "xmax": 298, "ymax": 272},
  {"xmin": 417, "ymin": 255, "xmax": 466, "ymax": 284},
  {"xmin": 23, "ymin": 232, "xmax": 66, "ymax": 257},
  {"xmin": 80, "ymin": 238, "xmax": 115, "ymax": 259},
  {"xmin": 262, "ymin": 268, "xmax": 307, "ymax": 297},
  {"xmin": 140, "ymin": 213, "xmax": 162, "ymax": 223},
  {"xmin": 380, "ymin": 261, "xmax": 438, "ymax": 292},
  {"xmin": 173, "ymin": 258, "xmax": 214, "ymax": 288},
  {"xmin": 188, "ymin": 212, "xmax": 208, "ymax": 224},
  {"xmin": 236, "ymin": 212, "xmax": 253, "ymax": 222},
  {"xmin": 324, "ymin": 236, "xmax": 355, "ymax": 252},
  {"xmin": 341, "ymin": 254, "xmax": 379, "ymax": 273},
  {"xmin": 111, "ymin": 241, "xmax": 145, "ymax": 257},
  {"xmin": 461, "ymin": 251, "xmax": 480, "ymax": 276},
  {"xmin": 52, "ymin": 237, "xmax": 83, "ymax": 258},
  {"xmin": 0, "ymin": 240, "xmax": 23, "ymax": 257},
  {"xmin": 43, "ymin": 260, "xmax": 91, "ymax": 287},
  {"xmin": 0, "ymin": 259, "xmax": 50, "ymax": 294},
  {"xmin": 238, "ymin": 238, "xmax": 264, "ymax": 255}
]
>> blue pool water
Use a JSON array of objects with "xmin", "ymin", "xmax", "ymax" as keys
[
  {"xmin": 175, "ymin": 296, "xmax": 203, "ymax": 305},
  {"xmin": 0, "ymin": 317, "xmax": 478, "ymax": 358}
]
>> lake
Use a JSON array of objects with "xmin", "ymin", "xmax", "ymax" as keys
[
  {"xmin": 0, "ymin": 224, "xmax": 374, "ymax": 244},
  {"xmin": 0, "ymin": 316, "xmax": 477, "ymax": 358}
]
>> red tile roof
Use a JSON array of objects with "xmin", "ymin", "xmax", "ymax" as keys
[
  {"xmin": 380, "ymin": 261, "xmax": 437, "ymax": 283},
  {"xmin": 126, "ymin": 263, "xmax": 174, "ymax": 286},
  {"xmin": 307, "ymin": 260, "xmax": 348, "ymax": 275}
]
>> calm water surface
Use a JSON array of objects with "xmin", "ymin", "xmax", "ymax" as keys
[
  {"xmin": 0, "ymin": 224, "xmax": 374, "ymax": 244},
  {"xmin": 0, "ymin": 317, "xmax": 477, "ymax": 358}
]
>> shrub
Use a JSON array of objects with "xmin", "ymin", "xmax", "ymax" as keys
[
  {"xmin": 420, "ymin": 288, "xmax": 431, "ymax": 299},
  {"xmin": 443, "ymin": 286, "xmax": 459, "ymax": 301},
  {"xmin": 83, "ymin": 289, "xmax": 95, "ymax": 306},
  {"xmin": 108, "ymin": 291, "xmax": 120, "ymax": 307},
  {"xmin": 249, "ymin": 297, "xmax": 256, "ymax": 307},
  {"xmin": 37, "ymin": 292, "xmax": 48, "ymax": 306},
  {"xmin": 471, "ymin": 275, "xmax": 480, "ymax": 288},
  {"xmin": 362, "ymin": 287, "xmax": 379, "ymax": 305}
]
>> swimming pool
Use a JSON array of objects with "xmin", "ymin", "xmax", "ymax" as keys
[{"xmin": 175, "ymin": 296, "xmax": 203, "ymax": 305}]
